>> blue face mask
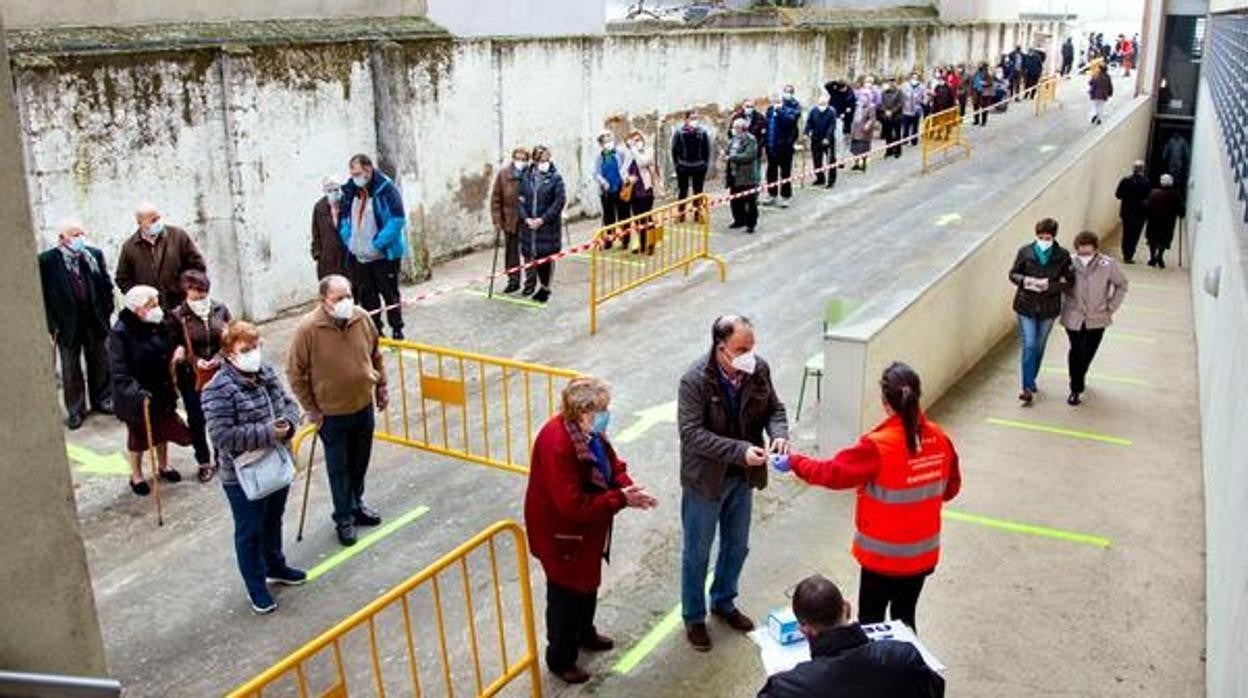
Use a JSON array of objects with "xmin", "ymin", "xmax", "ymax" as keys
[
  {"xmin": 148, "ymin": 221, "xmax": 165, "ymax": 236},
  {"xmin": 591, "ymin": 410, "xmax": 610, "ymax": 434},
  {"xmin": 68, "ymin": 236, "xmax": 86, "ymax": 253}
]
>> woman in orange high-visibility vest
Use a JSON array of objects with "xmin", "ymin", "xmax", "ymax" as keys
[{"xmin": 772, "ymin": 362, "xmax": 961, "ymax": 632}]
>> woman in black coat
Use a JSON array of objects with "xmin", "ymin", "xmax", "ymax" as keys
[
  {"xmin": 517, "ymin": 144, "xmax": 567, "ymax": 303},
  {"xmin": 1144, "ymin": 174, "xmax": 1184, "ymax": 268},
  {"xmin": 1008, "ymin": 218, "xmax": 1073, "ymax": 405}
]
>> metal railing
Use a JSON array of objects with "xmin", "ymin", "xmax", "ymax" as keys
[
  {"xmin": 920, "ymin": 105, "xmax": 972, "ymax": 172},
  {"xmin": 1034, "ymin": 74, "xmax": 1062, "ymax": 115},
  {"xmin": 0, "ymin": 671, "xmax": 121, "ymax": 697},
  {"xmin": 588, "ymin": 193, "xmax": 726, "ymax": 334},
  {"xmin": 377, "ymin": 338, "xmax": 580, "ymax": 475},
  {"xmin": 227, "ymin": 519, "xmax": 541, "ymax": 698}
]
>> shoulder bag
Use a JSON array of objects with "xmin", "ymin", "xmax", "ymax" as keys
[
  {"xmin": 234, "ymin": 388, "xmax": 296, "ymax": 501},
  {"xmin": 182, "ymin": 317, "xmax": 220, "ymax": 391}
]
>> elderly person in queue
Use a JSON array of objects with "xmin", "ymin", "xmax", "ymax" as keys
[
  {"xmin": 108, "ymin": 285, "xmax": 192, "ymax": 495},
  {"xmin": 311, "ymin": 175, "xmax": 347, "ymax": 281},
  {"xmin": 849, "ymin": 89, "xmax": 877, "ymax": 172},
  {"xmin": 1009, "ymin": 218, "xmax": 1073, "ymax": 405},
  {"xmin": 593, "ymin": 133, "xmax": 630, "ymax": 251},
  {"xmin": 115, "ymin": 202, "xmax": 206, "ymax": 311},
  {"xmin": 524, "ymin": 377, "xmax": 658, "ymax": 684},
  {"xmin": 1144, "ymin": 173, "xmax": 1184, "ymax": 269},
  {"xmin": 1114, "ymin": 160, "xmax": 1151, "ymax": 264},
  {"xmin": 340, "ymin": 153, "xmax": 407, "ymax": 340},
  {"xmin": 491, "ymin": 147, "xmax": 530, "ymax": 292},
  {"xmin": 169, "ymin": 270, "xmax": 232, "ymax": 483},
  {"xmin": 203, "ymin": 320, "xmax": 305, "ymax": 614},
  {"xmin": 624, "ymin": 130, "xmax": 663, "ymax": 255},
  {"xmin": 726, "ymin": 118, "xmax": 761, "ymax": 234},
  {"xmin": 518, "ymin": 145, "xmax": 567, "ymax": 303},
  {"xmin": 1062, "ymin": 231, "xmax": 1129, "ymax": 406}
]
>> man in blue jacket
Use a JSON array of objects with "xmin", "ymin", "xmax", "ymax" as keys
[
  {"xmin": 339, "ymin": 153, "xmax": 408, "ymax": 339},
  {"xmin": 763, "ymin": 88, "xmax": 802, "ymax": 208}
]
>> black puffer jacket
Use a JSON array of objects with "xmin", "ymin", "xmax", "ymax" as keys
[
  {"xmin": 108, "ymin": 309, "xmax": 180, "ymax": 423},
  {"xmin": 517, "ymin": 164, "xmax": 566, "ymax": 259},
  {"xmin": 1009, "ymin": 242, "xmax": 1073, "ymax": 319},
  {"xmin": 757, "ymin": 624, "xmax": 945, "ymax": 698}
]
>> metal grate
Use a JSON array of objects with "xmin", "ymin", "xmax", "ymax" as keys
[{"xmin": 1207, "ymin": 13, "xmax": 1248, "ymax": 222}]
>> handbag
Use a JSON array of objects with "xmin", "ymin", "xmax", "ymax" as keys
[
  {"xmin": 182, "ymin": 317, "xmax": 219, "ymax": 391},
  {"xmin": 234, "ymin": 389, "xmax": 296, "ymax": 501},
  {"xmin": 619, "ymin": 179, "xmax": 634, "ymax": 203}
]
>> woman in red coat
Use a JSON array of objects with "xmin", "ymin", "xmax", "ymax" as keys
[
  {"xmin": 772, "ymin": 363, "xmax": 961, "ymax": 633},
  {"xmin": 524, "ymin": 376, "xmax": 657, "ymax": 684}
]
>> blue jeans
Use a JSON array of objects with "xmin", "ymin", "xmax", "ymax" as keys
[
  {"xmin": 681, "ymin": 474, "xmax": 753, "ymax": 625},
  {"xmin": 318, "ymin": 406, "xmax": 376, "ymax": 526},
  {"xmin": 223, "ymin": 483, "xmax": 290, "ymax": 605},
  {"xmin": 1017, "ymin": 314, "xmax": 1055, "ymax": 392}
]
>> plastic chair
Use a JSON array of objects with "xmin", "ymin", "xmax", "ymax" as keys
[{"xmin": 796, "ymin": 297, "xmax": 861, "ymax": 421}]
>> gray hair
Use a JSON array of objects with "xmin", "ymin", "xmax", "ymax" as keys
[
  {"xmin": 321, "ymin": 174, "xmax": 342, "ymax": 192},
  {"xmin": 134, "ymin": 201, "xmax": 159, "ymax": 221},
  {"xmin": 124, "ymin": 285, "xmax": 160, "ymax": 311},
  {"xmin": 1132, "ymin": 159, "xmax": 1145, "ymax": 172},
  {"xmin": 319, "ymin": 274, "xmax": 351, "ymax": 298},
  {"xmin": 732, "ymin": 118, "xmax": 748, "ymax": 132},
  {"xmin": 562, "ymin": 376, "xmax": 611, "ymax": 423},
  {"xmin": 1160, "ymin": 173, "xmax": 1174, "ymax": 187},
  {"xmin": 712, "ymin": 314, "xmax": 753, "ymax": 345},
  {"xmin": 58, "ymin": 218, "xmax": 85, "ymax": 237}
]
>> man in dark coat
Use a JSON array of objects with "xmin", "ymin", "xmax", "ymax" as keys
[
  {"xmin": 1061, "ymin": 37, "xmax": 1075, "ymax": 75},
  {"xmin": 730, "ymin": 98, "xmax": 768, "ymax": 146},
  {"xmin": 804, "ymin": 94, "xmax": 839, "ymax": 188},
  {"xmin": 671, "ymin": 111, "xmax": 712, "ymax": 219},
  {"xmin": 679, "ymin": 315, "xmax": 789, "ymax": 652},
  {"xmin": 824, "ymin": 80, "xmax": 857, "ymax": 138},
  {"xmin": 38, "ymin": 219, "xmax": 115, "ymax": 429},
  {"xmin": 1114, "ymin": 160, "xmax": 1151, "ymax": 263},
  {"xmin": 310, "ymin": 175, "xmax": 347, "ymax": 281},
  {"xmin": 763, "ymin": 89, "xmax": 802, "ymax": 207},
  {"xmin": 114, "ymin": 202, "xmax": 206, "ymax": 311},
  {"xmin": 1145, "ymin": 174, "xmax": 1185, "ymax": 269},
  {"xmin": 517, "ymin": 145, "xmax": 566, "ymax": 303},
  {"xmin": 491, "ymin": 147, "xmax": 530, "ymax": 293},
  {"xmin": 757, "ymin": 575, "xmax": 945, "ymax": 698}
]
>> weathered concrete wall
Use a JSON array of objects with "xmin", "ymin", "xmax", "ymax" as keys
[
  {"xmin": 13, "ymin": 20, "xmax": 1061, "ymax": 320},
  {"xmin": 427, "ymin": 0, "xmax": 605, "ymax": 37},
  {"xmin": 0, "ymin": 0, "xmax": 428, "ymax": 30}
]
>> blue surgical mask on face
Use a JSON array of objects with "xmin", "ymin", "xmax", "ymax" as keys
[
  {"xmin": 68, "ymin": 236, "xmax": 86, "ymax": 253},
  {"xmin": 148, "ymin": 221, "xmax": 164, "ymax": 236},
  {"xmin": 591, "ymin": 410, "xmax": 610, "ymax": 434}
]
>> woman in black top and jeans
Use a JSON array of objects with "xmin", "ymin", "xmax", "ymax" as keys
[{"xmin": 1008, "ymin": 218, "xmax": 1073, "ymax": 404}]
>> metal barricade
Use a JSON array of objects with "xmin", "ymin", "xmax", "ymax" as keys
[
  {"xmin": 588, "ymin": 193, "xmax": 726, "ymax": 335},
  {"xmin": 1034, "ymin": 74, "xmax": 1062, "ymax": 115},
  {"xmin": 920, "ymin": 106, "xmax": 972, "ymax": 172},
  {"xmin": 227, "ymin": 519, "xmax": 541, "ymax": 698},
  {"xmin": 376, "ymin": 339, "xmax": 580, "ymax": 475}
]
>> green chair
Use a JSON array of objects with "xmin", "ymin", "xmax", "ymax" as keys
[{"xmin": 796, "ymin": 297, "xmax": 861, "ymax": 421}]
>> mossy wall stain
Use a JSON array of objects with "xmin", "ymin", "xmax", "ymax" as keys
[
  {"xmin": 398, "ymin": 38, "xmax": 455, "ymax": 102},
  {"xmin": 251, "ymin": 43, "xmax": 366, "ymax": 101},
  {"xmin": 454, "ymin": 163, "xmax": 493, "ymax": 215}
]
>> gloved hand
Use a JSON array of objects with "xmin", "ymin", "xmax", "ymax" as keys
[{"xmin": 770, "ymin": 454, "xmax": 791, "ymax": 473}]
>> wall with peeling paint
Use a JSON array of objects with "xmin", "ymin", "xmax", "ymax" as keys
[{"xmin": 14, "ymin": 21, "xmax": 1058, "ymax": 320}]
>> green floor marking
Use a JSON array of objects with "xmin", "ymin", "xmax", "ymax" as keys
[
  {"xmin": 1040, "ymin": 366, "xmax": 1151, "ymax": 387},
  {"xmin": 463, "ymin": 288, "xmax": 546, "ymax": 310},
  {"xmin": 986, "ymin": 418, "xmax": 1132, "ymax": 446},
  {"xmin": 66, "ymin": 443, "xmax": 132, "ymax": 476},
  {"xmin": 614, "ymin": 401, "xmax": 677, "ymax": 444},
  {"xmin": 943, "ymin": 509, "xmax": 1111, "ymax": 548},
  {"xmin": 307, "ymin": 505, "xmax": 431, "ymax": 582},
  {"xmin": 612, "ymin": 576, "xmax": 712, "ymax": 675}
]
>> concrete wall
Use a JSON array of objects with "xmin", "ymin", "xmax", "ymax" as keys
[
  {"xmin": 0, "ymin": 23, "xmax": 108, "ymax": 678},
  {"xmin": 427, "ymin": 0, "xmax": 605, "ymax": 37},
  {"xmin": 819, "ymin": 96, "xmax": 1152, "ymax": 448},
  {"xmin": 0, "ymin": 0, "xmax": 427, "ymax": 30},
  {"xmin": 1187, "ymin": 47, "xmax": 1248, "ymax": 698},
  {"xmin": 11, "ymin": 21, "xmax": 1055, "ymax": 320}
]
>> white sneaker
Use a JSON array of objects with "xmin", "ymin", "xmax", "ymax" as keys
[{"xmin": 250, "ymin": 599, "xmax": 278, "ymax": 615}]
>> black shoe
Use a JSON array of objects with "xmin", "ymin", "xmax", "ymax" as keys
[
  {"xmin": 712, "ymin": 608, "xmax": 756, "ymax": 633},
  {"xmin": 158, "ymin": 468, "xmax": 182, "ymax": 484},
  {"xmin": 521, "ymin": 286, "xmax": 536, "ymax": 297},
  {"xmin": 580, "ymin": 632, "xmax": 615, "ymax": 652},
  {"xmin": 336, "ymin": 523, "xmax": 357, "ymax": 546},
  {"xmin": 1157, "ymin": 257, "xmax": 1166, "ymax": 269},
  {"xmin": 391, "ymin": 329, "xmax": 404, "ymax": 341},
  {"xmin": 745, "ymin": 227, "xmax": 755, "ymax": 234},
  {"xmin": 1146, "ymin": 258, "xmax": 1157, "ymax": 267},
  {"xmin": 502, "ymin": 281, "xmax": 520, "ymax": 294},
  {"xmin": 1124, "ymin": 258, "xmax": 1135, "ymax": 264},
  {"xmin": 353, "ymin": 506, "xmax": 382, "ymax": 527},
  {"xmin": 1019, "ymin": 389, "xmax": 1034, "ymax": 405},
  {"xmin": 130, "ymin": 479, "xmax": 151, "ymax": 496},
  {"xmin": 250, "ymin": 594, "xmax": 278, "ymax": 615},
  {"xmin": 728, "ymin": 221, "xmax": 745, "ymax": 229},
  {"xmin": 686, "ymin": 623, "xmax": 713, "ymax": 652},
  {"xmin": 554, "ymin": 666, "xmax": 591, "ymax": 684},
  {"xmin": 1067, "ymin": 393, "xmax": 1082, "ymax": 406},
  {"xmin": 266, "ymin": 567, "xmax": 308, "ymax": 586},
  {"xmin": 65, "ymin": 413, "xmax": 85, "ymax": 430},
  {"xmin": 532, "ymin": 288, "xmax": 551, "ymax": 303}
]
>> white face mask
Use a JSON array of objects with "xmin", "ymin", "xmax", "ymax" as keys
[
  {"xmin": 142, "ymin": 306, "xmax": 164, "ymax": 324},
  {"xmin": 537, "ymin": 162, "xmax": 551, "ymax": 173},
  {"xmin": 513, "ymin": 159, "xmax": 529, "ymax": 171},
  {"xmin": 331, "ymin": 297, "xmax": 354, "ymax": 320},
  {"xmin": 352, "ymin": 174, "xmax": 369, "ymax": 188},
  {"xmin": 728, "ymin": 348, "xmax": 757, "ymax": 375},
  {"xmin": 232, "ymin": 347, "xmax": 262, "ymax": 373},
  {"xmin": 326, "ymin": 189, "xmax": 343, "ymax": 204},
  {"xmin": 1077, "ymin": 253, "xmax": 1095, "ymax": 265},
  {"xmin": 186, "ymin": 297, "xmax": 211, "ymax": 316},
  {"xmin": 1035, "ymin": 238, "xmax": 1054, "ymax": 251}
]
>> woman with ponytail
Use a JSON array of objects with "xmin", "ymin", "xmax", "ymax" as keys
[{"xmin": 772, "ymin": 362, "xmax": 961, "ymax": 632}]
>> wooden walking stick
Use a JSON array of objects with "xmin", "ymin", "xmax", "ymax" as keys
[
  {"xmin": 143, "ymin": 397, "xmax": 164, "ymax": 527},
  {"xmin": 296, "ymin": 428, "xmax": 318, "ymax": 542},
  {"xmin": 487, "ymin": 227, "xmax": 502, "ymax": 299}
]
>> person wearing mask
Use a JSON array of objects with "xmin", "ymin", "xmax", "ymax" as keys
[
  {"xmin": 730, "ymin": 98, "xmax": 767, "ymax": 145},
  {"xmin": 756, "ymin": 574, "xmax": 946, "ymax": 698},
  {"xmin": 38, "ymin": 219, "xmax": 114, "ymax": 430},
  {"xmin": 942, "ymin": 66, "xmax": 964, "ymax": 115},
  {"xmin": 490, "ymin": 147, "xmax": 530, "ymax": 292},
  {"xmin": 1009, "ymin": 218, "xmax": 1073, "ymax": 405},
  {"xmin": 679, "ymin": 315, "xmax": 789, "ymax": 652},
  {"xmin": 339, "ymin": 153, "xmax": 407, "ymax": 340},
  {"xmin": 929, "ymin": 69, "xmax": 955, "ymax": 116},
  {"xmin": 971, "ymin": 63, "xmax": 994, "ymax": 127},
  {"xmin": 1087, "ymin": 63, "xmax": 1113, "ymax": 126},
  {"xmin": 773, "ymin": 363, "xmax": 960, "ymax": 634},
  {"xmin": 849, "ymin": 90, "xmax": 877, "ymax": 172},
  {"xmin": 671, "ymin": 111, "xmax": 712, "ymax": 220},
  {"xmin": 115, "ymin": 202, "xmax": 206, "ymax": 312},
  {"xmin": 1022, "ymin": 49, "xmax": 1045, "ymax": 99},
  {"xmin": 593, "ymin": 133, "xmax": 630, "ymax": 251},
  {"xmin": 524, "ymin": 377, "xmax": 658, "ymax": 684},
  {"xmin": 109, "ymin": 285, "xmax": 193, "ymax": 496},
  {"xmin": 310, "ymin": 175, "xmax": 347, "ymax": 281},
  {"xmin": 518, "ymin": 145, "xmax": 566, "ymax": 302},
  {"xmin": 1061, "ymin": 231, "xmax": 1129, "ymax": 406},
  {"xmin": 824, "ymin": 80, "xmax": 857, "ymax": 140},
  {"xmin": 992, "ymin": 66, "xmax": 1010, "ymax": 113},
  {"xmin": 763, "ymin": 89, "xmax": 801, "ymax": 208},
  {"xmin": 901, "ymin": 74, "xmax": 926, "ymax": 146},
  {"xmin": 1061, "ymin": 37, "xmax": 1075, "ymax": 76},
  {"xmin": 286, "ymin": 275, "xmax": 388, "ymax": 547},
  {"xmin": 804, "ymin": 95, "xmax": 838, "ymax": 188},
  {"xmin": 1114, "ymin": 160, "xmax": 1151, "ymax": 264},
  {"xmin": 202, "ymin": 320, "xmax": 305, "ymax": 615},
  {"xmin": 1144, "ymin": 174, "xmax": 1184, "ymax": 269},
  {"xmin": 624, "ymin": 130, "xmax": 663, "ymax": 254},
  {"xmin": 726, "ymin": 118, "xmax": 761, "ymax": 234},
  {"xmin": 170, "ymin": 270, "xmax": 232, "ymax": 483},
  {"xmin": 1009, "ymin": 46, "xmax": 1024, "ymax": 100},
  {"xmin": 879, "ymin": 78, "xmax": 904, "ymax": 159}
]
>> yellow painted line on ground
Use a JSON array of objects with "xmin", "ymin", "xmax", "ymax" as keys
[
  {"xmin": 463, "ymin": 287, "xmax": 546, "ymax": 310},
  {"xmin": 614, "ymin": 401, "xmax": 677, "ymax": 444},
  {"xmin": 306, "ymin": 505, "xmax": 431, "ymax": 582},
  {"xmin": 985, "ymin": 418, "xmax": 1132, "ymax": 446},
  {"xmin": 66, "ymin": 443, "xmax": 132, "ymax": 476},
  {"xmin": 935, "ymin": 212, "xmax": 962, "ymax": 226},
  {"xmin": 1109, "ymin": 330, "xmax": 1156, "ymax": 344},
  {"xmin": 943, "ymin": 509, "xmax": 1112, "ymax": 548},
  {"xmin": 612, "ymin": 575, "xmax": 713, "ymax": 675},
  {"xmin": 1040, "ymin": 366, "xmax": 1151, "ymax": 387}
]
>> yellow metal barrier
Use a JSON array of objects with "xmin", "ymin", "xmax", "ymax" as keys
[
  {"xmin": 228, "ymin": 519, "xmax": 541, "ymax": 698},
  {"xmin": 1034, "ymin": 74, "xmax": 1062, "ymax": 115},
  {"xmin": 377, "ymin": 339, "xmax": 580, "ymax": 475},
  {"xmin": 920, "ymin": 106, "xmax": 972, "ymax": 173},
  {"xmin": 588, "ymin": 193, "xmax": 726, "ymax": 335}
]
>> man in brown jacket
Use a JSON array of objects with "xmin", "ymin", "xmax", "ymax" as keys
[
  {"xmin": 114, "ymin": 202, "xmax": 206, "ymax": 311},
  {"xmin": 311, "ymin": 175, "xmax": 347, "ymax": 280},
  {"xmin": 287, "ymin": 274, "xmax": 389, "ymax": 546},
  {"xmin": 490, "ymin": 147, "xmax": 530, "ymax": 294}
]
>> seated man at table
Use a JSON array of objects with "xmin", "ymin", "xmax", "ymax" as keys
[{"xmin": 757, "ymin": 574, "xmax": 945, "ymax": 698}]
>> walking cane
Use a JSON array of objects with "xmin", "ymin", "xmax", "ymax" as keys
[
  {"xmin": 143, "ymin": 397, "xmax": 165, "ymax": 527},
  {"xmin": 487, "ymin": 227, "xmax": 502, "ymax": 299},
  {"xmin": 296, "ymin": 428, "xmax": 318, "ymax": 542}
]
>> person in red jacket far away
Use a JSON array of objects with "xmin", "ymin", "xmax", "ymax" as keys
[
  {"xmin": 523, "ymin": 376, "xmax": 658, "ymax": 685},
  {"xmin": 772, "ymin": 362, "xmax": 961, "ymax": 633}
]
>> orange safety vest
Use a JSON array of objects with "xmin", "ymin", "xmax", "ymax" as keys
[{"xmin": 852, "ymin": 416, "xmax": 954, "ymax": 576}]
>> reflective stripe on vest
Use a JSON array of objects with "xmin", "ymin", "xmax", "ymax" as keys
[
  {"xmin": 854, "ymin": 531, "xmax": 941, "ymax": 559},
  {"xmin": 863, "ymin": 479, "xmax": 947, "ymax": 504}
]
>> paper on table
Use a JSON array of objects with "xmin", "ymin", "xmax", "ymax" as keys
[{"xmin": 749, "ymin": 620, "xmax": 945, "ymax": 677}]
